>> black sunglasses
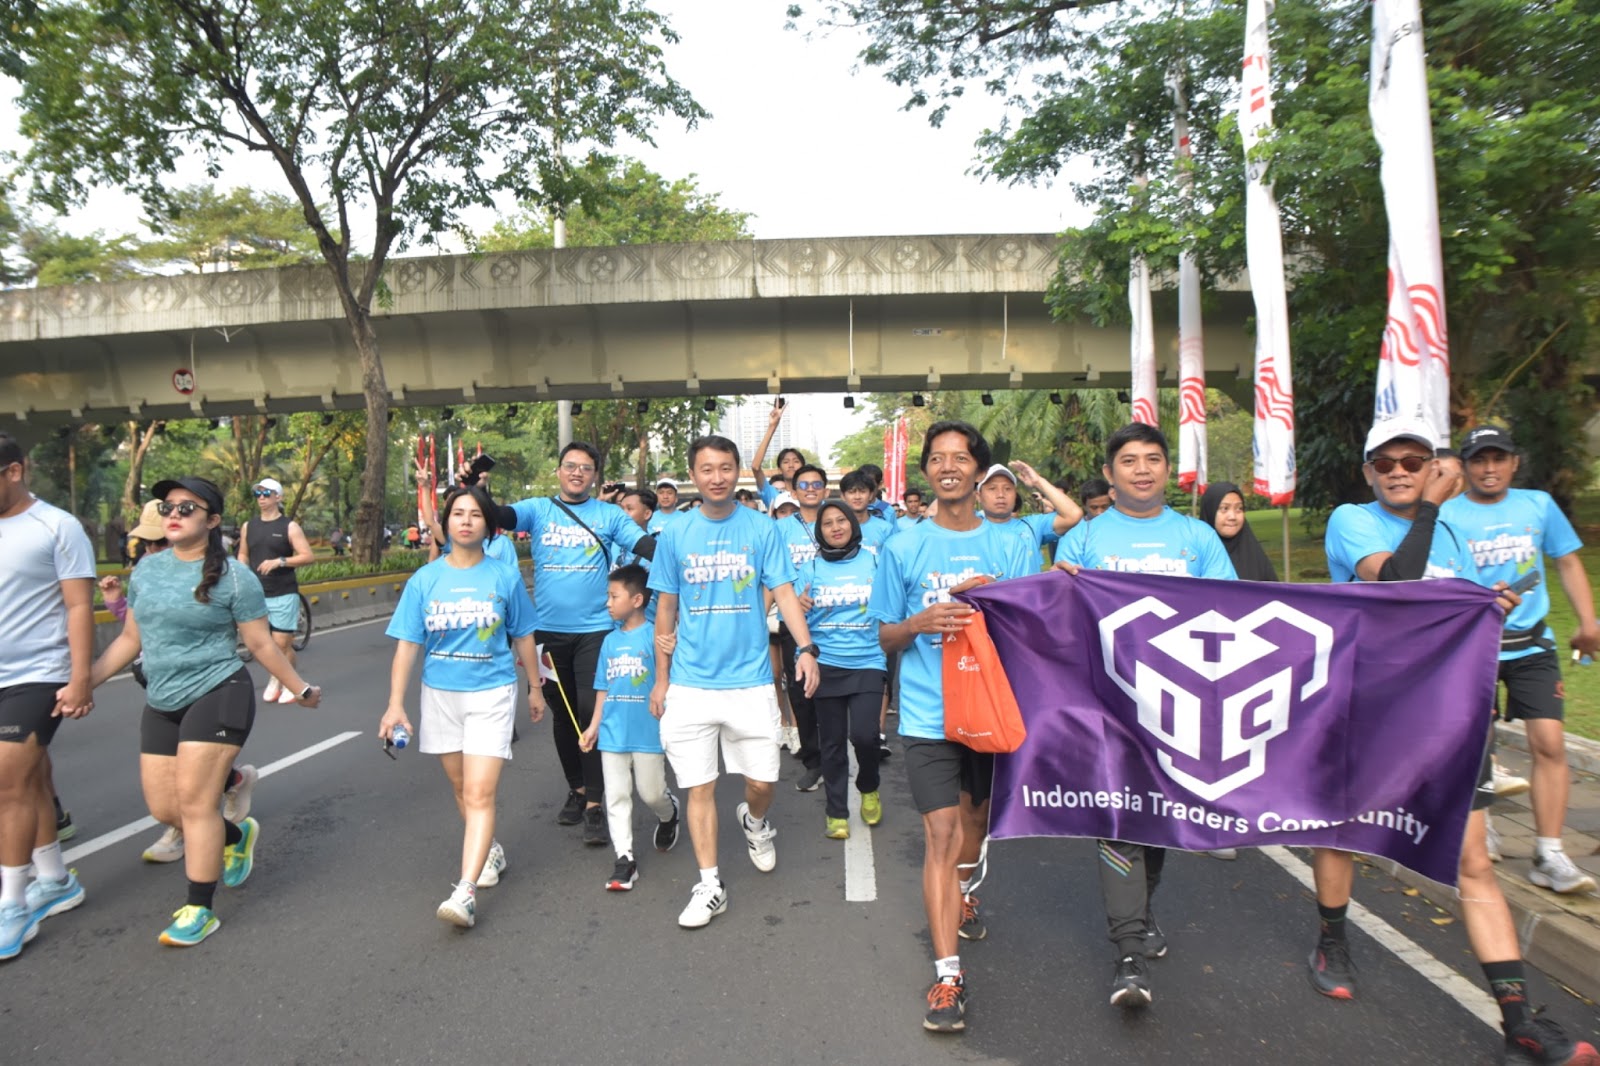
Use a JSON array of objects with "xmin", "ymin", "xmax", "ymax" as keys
[
  {"xmin": 156, "ymin": 500, "xmax": 211, "ymax": 517},
  {"xmin": 1367, "ymin": 455, "xmax": 1429, "ymax": 475}
]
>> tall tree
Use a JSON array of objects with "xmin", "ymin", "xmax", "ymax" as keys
[
  {"xmin": 17, "ymin": 0, "xmax": 704, "ymax": 562},
  {"xmin": 138, "ymin": 185, "xmax": 322, "ymax": 273},
  {"xmin": 17, "ymin": 223, "xmax": 142, "ymax": 286}
]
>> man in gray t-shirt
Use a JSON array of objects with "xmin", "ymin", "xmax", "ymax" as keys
[{"xmin": 0, "ymin": 431, "xmax": 97, "ymax": 959}]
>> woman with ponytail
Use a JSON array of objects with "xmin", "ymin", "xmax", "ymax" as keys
[{"xmin": 89, "ymin": 477, "xmax": 320, "ymax": 948}]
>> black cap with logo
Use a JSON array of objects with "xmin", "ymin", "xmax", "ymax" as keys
[{"xmin": 1459, "ymin": 426, "xmax": 1518, "ymax": 461}]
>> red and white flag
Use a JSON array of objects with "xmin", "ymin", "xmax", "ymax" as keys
[
  {"xmin": 1370, "ymin": 0, "xmax": 1449, "ymax": 444},
  {"xmin": 1170, "ymin": 65, "xmax": 1207, "ymax": 493},
  {"xmin": 882, "ymin": 417, "xmax": 909, "ymax": 504},
  {"xmin": 1241, "ymin": 0, "xmax": 1296, "ymax": 506},
  {"xmin": 1129, "ymin": 251, "xmax": 1158, "ymax": 428}
]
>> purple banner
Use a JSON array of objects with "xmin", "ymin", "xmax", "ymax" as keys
[{"xmin": 958, "ymin": 569, "xmax": 1503, "ymax": 885}]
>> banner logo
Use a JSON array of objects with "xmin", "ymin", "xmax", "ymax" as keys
[{"xmin": 1099, "ymin": 596, "xmax": 1333, "ymax": 801}]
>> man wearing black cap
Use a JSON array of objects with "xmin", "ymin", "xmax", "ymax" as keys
[{"xmin": 1443, "ymin": 426, "xmax": 1599, "ymax": 895}]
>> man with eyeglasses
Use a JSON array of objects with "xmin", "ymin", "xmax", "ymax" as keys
[
  {"xmin": 776, "ymin": 465, "xmax": 830, "ymax": 788},
  {"xmin": 490, "ymin": 442, "xmax": 656, "ymax": 845},
  {"xmin": 1314, "ymin": 418, "xmax": 1597, "ymax": 1065},
  {"xmin": 238, "ymin": 477, "xmax": 315, "ymax": 705},
  {"xmin": 0, "ymin": 431, "xmax": 95, "ymax": 960}
]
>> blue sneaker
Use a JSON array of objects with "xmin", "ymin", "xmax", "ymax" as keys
[
  {"xmin": 1, "ymin": 901, "xmax": 42, "ymax": 961},
  {"xmin": 223, "ymin": 817, "xmax": 259, "ymax": 888},
  {"xmin": 26, "ymin": 871, "xmax": 85, "ymax": 921},
  {"xmin": 158, "ymin": 904, "xmax": 220, "ymax": 947}
]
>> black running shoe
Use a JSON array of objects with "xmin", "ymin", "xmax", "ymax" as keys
[
  {"xmin": 923, "ymin": 975, "xmax": 967, "ymax": 1033},
  {"xmin": 557, "ymin": 790, "xmax": 584, "ymax": 826},
  {"xmin": 605, "ymin": 857, "xmax": 638, "ymax": 892},
  {"xmin": 654, "ymin": 793, "xmax": 681, "ymax": 852},
  {"xmin": 1110, "ymin": 954, "xmax": 1152, "ymax": 1009},
  {"xmin": 795, "ymin": 768, "xmax": 822, "ymax": 792},
  {"xmin": 878, "ymin": 733, "xmax": 892, "ymax": 761},
  {"xmin": 1143, "ymin": 903, "xmax": 1167, "ymax": 959},
  {"xmin": 55, "ymin": 809, "xmax": 76, "ymax": 843},
  {"xmin": 582, "ymin": 805, "xmax": 609, "ymax": 846},
  {"xmin": 1504, "ymin": 1014, "xmax": 1600, "ymax": 1065},
  {"xmin": 1307, "ymin": 936, "xmax": 1357, "ymax": 1000},
  {"xmin": 958, "ymin": 893, "xmax": 987, "ymax": 941}
]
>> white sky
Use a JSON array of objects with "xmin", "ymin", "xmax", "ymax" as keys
[{"xmin": 0, "ymin": 1, "xmax": 1094, "ymax": 458}]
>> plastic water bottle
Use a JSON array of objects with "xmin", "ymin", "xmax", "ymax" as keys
[
  {"xmin": 392, "ymin": 724, "xmax": 410, "ymax": 749},
  {"xmin": 1575, "ymin": 650, "xmax": 1594, "ymax": 668}
]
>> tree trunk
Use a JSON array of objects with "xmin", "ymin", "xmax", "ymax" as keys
[
  {"xmin": 120, "ymin": 419, "xmax": 164, "ymax": 520},
  {"xmin": 350, "ymin": 313, "xmax": 390, "ymax": 565}
]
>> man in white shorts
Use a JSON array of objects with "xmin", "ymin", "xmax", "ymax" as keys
[{"xmin": 649, "ymin": 435, "xmax": 820, "ymax": 929}]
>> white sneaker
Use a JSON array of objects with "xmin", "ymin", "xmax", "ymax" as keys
[
  {"xmin": 1207, "ymin": 848, "xmax": 1239, "ymax": 860},
  {"xmin": 1485, "ymin": 815, "xmax": 1502, "ymax": 863},
  {"xmin": 1529, "ymin": 849, "xmax": 1598, "ymax": 894},
  {"xmin": 738, "ymin": 801, "xmax": 777, "ymax": 873},
  {"xmin": 142, "ymin": 825, "xmax": 185, "ymax": 863},
  {"xmin": 478, "ymin": 842, "xmax": 507, "ymax": 887},
  {"xmin": 223, "ymin": 765, "xmax": 259, "ymax": 823},
  {"xmin": 262, "ymin": 678, "xmax": 282, "ymax": 703},
  {"xmin": 677, "ymin": 880, "xmax": 728, "ymax": 929},
  {"xmin": 276, "ymin": 684, "xmax": 300, "ymax": 704},
  {"xmin": 782, "ymin": 725, "xmax": 800, "ymax": 753},
  {"xmin": 437, "ymin": 883, "xmax": 476, "ymax": 928},
  {"xmin": 1492, "ymin": 759, "xmax": 1530, "ymax": 797}
]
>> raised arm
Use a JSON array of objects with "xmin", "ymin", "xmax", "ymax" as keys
[
  {"xmin": 1012, "ymin": 460, "xmax": 1083, "ymax": 534},
  {"xmin": 750, "ymin": 402, "xmax": 785, "ymax": 492}
]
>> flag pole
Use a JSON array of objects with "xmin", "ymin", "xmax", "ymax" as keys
[{"xmin": 1281, "ymin": 505, "xmax": 1291, "ymax": 583}]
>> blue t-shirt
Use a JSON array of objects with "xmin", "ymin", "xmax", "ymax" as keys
[
  {"xmin": 649, "ymin": 505, "xmax": 797, "ymax": 690},
  {"xmin": 510, "ymin": 496, "xmax": 647, "ymax": 633},
  {"xmin": 611, "ymin": 527, "xmax": 658, "ymax": 626},
  {"xmin": 1442, "ymin": 489, "xmax": 1582, "ymax": 659},
  {"xmin": 386, "ymin": 555, "xmax": 536, "ymax": 692},
  {"xmin": 859, "ymin": 515, "xmax": 897, "ymax": 556},
  {"xmin": 647, "ymin": 509, "xmax": 680, "ymax": 535},
  {"xmin": 989, "ymin": 512, "xmax": 1063, "ymax": 572},
  {"xmin": 592, "ymin": 623, "xmax": 663, "ymax": 754},
  {"xmin": 444, "ymin": 532, "xmax": 518, "ymax": 567},
  {"xmin": 1325, "ymin": 501, "xmax": 1471, "ymax": 584},
  {"xmin": 759, "ymin": 483, "xmax": 782, "ymax": 508},
  {"xmin": 867, "ymin": 520, "xmax": 1036, "ymax": 740},
  {"xmin": 798, "ymin": 551, "xmax": 886, "ymax": 671},
  {"xmin": 128, "ymin": 553, "xmax": 267, "ymax": 712},
  {"xmin": 777, "ymin": 512, "xmax": 819, "ymax": 572},
  {"xmin": 1054, "ymin": 506, "xmax": 1237, "ymax": 580},
  {"xmin": 897, "ymin": 515, "xmax": 924, "ymax": 534},
  {"xmin": 868, "ymin": 500, "xmax": 895, "ymax": 523}
]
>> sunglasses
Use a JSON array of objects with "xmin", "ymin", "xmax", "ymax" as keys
[
  {"xmin": 795, "ymin": 479, "xmax": 826, "ymax": 490},
  {"xmin": 254, "ymin": 488, "xmax": 279, "ymax": 498},
  {"xmin": 157, "ymin": 500, "xmax": 211, "ymax": 518},
  {"xmin": 1367, "ymin": 455, "xmax": 1430, "ymax": 475}
]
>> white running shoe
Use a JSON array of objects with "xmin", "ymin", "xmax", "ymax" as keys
[
  {"xmin": 478, "ymin": 841, "xmax": 507, "ymax": 887},
  {"xmin": 1491, "ymin": 759, "xmax": 1530, "ymax": 797},
  {"xmin": 223, "ymin": 765, "xmax": 259, "ymax": 823},
  {"xmin": 437, "ymin": 883, "xmax": 476, "ymax": 928},
  {"xmin": 1529, "ymin": 849, "xmax": 1598, "ymax": 894},
  {"xmin": 677, "ymin": 880, "xmax": 728, "ymax": 929},
  {"xmin": 737, "ymin": 801, "xmax": 777, "ymax": 873},
  {"xmin": 781, "ymin": 725, "xmax": 799, "ymax": 753},
  {"xmin": 276, "ymin": 684, "xmax": 300, "ymax": 704},
  {"xmin": 262, "ymin": 678, "xmax": 282, "ymax": 703},
  {"xmin": 1207, "ymin": 848, "xmax": 1239, "ymax": 861},
  {"xmin": 1485, "ymin": 815, "xmax": 1502, "ymax": 863},
  {"xmin": 142, "ymin": 825, "xmax": 185, "ymax": 863}
]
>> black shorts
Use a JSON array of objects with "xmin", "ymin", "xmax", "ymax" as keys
[
  {"xmin": 0, "ymin": 683, "xmax": 64, "ymax": 746},
  {"xmin": 1473, "ymin": 722, "xmax": 1495, "ymax": 812},
  {"xmin": 1496, "ymin": 650, "xmax": 1564, "ymax": 722},
  {"xmin": 140, "ymin": 668, "xmax": 256, "ymax": 755},
  {"xmin": 903, "ymin": 736, "xmax": 994, "ymax": 814}
]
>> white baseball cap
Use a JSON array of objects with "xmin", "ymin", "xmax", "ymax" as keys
[
  {"xmin": 254, "ymin": 476, "xmax": 284, "ymax": 495},
  {"xmin": 982, "ymin": 463, "xmax": 1018, "ymax": 485},
  {"xmin": 771, "ymin": 492, "xmax": 801, "ymax": 514},
  {"xmin": 655, "ymin": 477, "xmax": 678, "ymax": 490},
  {"xmin": 1363, "ymin": 417, "xmax": 1439, "ymax": 461}
]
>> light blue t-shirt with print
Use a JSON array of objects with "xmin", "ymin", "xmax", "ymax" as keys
[
  {"xmin": 897, "ymin": 515, "xmax": 924, "ymax": 534},
  {"xmin": 989, "ymin": 512, "xmax": 1064, "ymax": 572},
  {"xmin": 859, "ymin": 515, "xmax": 897, "ymax": 556},
  {"xmin": 510, "ymin": 496, "xmax": 647, "ymax": 633},
  {"xmin": 867, "ymin": 520, "xmax": 1036, "ymax": 741},
  {"xmin": 776, "ymin": 512, "xmax": 819, "ymax": 572},
  {"xmin": 1054, "ymin": 506, "xmax": 1237, "ymax": 580},
  {"xmin": 1442, "ymin": 488, "xmax": 1582, "ymax": 659},
  {"xmin": 1324, "ymin": 501, "xmax": 1470, "ymax": 585},
  {"xmin": 592, "ymin": 623, "xmax": 663, "ymax": 754},
  {"xmin": 386, "ymin": 555, "xmax": 536, "ymax": 692},
  {"xmin": 0, "ymin": 497, "xmax": 96, "ymax": 688},
  {"xmin": 649, "ymin": 505, "xmax": 797, "ymax": 690},
  {"xmin": 611, "ymin": 526, "xmax": 658, "ymax": 626},
  {"xmin": 798, "ymin": 551, "xmax": 886, "ymax": 671},
  {"xmin": 128, "ymin": 553, "xmax": 267, "ymax": 711}
]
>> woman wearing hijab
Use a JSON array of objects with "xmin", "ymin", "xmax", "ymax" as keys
[
  {"xmin": 795, "ymin": 500, "xmax": 886, "ymax": 839},
  {"xmin": 1199, "ymin": 482, "xmax": 1278, "ymax": 582}
]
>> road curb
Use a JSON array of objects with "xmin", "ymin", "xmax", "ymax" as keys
[{"xmin": 1496, "ymin": 720, "xmax": 1600, "ymax": 777}]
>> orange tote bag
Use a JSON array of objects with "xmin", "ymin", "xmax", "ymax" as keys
[{"xmin": 941, "ymin": 610, "xmax": 1028, "ymax": 754}]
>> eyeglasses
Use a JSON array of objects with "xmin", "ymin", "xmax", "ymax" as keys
[
  {"xmin": 1367, "ymin": 455, "xmax": 1429, "ymax": 475},
  {"xmin": 560, "ymin": 462, "xmax": 596, "ymax": 474},
  {"xmin": 156, "ymin": 500, "xmax": 211, "ymax": 518},
  {"xmin": 795, "ymin": 480, "xmax": 825, "ymax": 490},
  {"xmin": 253, "ymin": 489, "xmax": 278, "ymax": 498}
]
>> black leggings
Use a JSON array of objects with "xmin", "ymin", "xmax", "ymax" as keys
[
  {"xmin": 537, "ymin": 629, "xmax": 605, "ymax": 797},
  {"xmin": 814, "ymin": 688, "xmax": 882, "ymax": 819},
  {"xmin": 777, "ymin": 626, "xmax": 819, "ymax": 771}
]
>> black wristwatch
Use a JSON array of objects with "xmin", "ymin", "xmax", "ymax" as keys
[
  {"xmin": 299, "ymin": 683, "xmax": 315, "ymax": 701},
  {"xmin": 795, "ymin": 643, "xmax": 820, "ymax": 661}
]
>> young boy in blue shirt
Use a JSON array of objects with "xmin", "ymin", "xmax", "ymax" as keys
[{"xmin": 580, "ymin": 565, "xmax": 680, "ymax": 892}]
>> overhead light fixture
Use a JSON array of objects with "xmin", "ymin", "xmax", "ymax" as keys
[
  {"xmin": 636, "ymin": 399, "xmax": 649, "ymax": 415},
  {"xmin": 441, "ymin": 406, "xmax": 454, "ymax": 420},
  {"xmin": 506, "ymin": 404, "xmax": 518, "ymax": 418},
  {"xmin": 209, "ymin": 417, "xmax": 222, "ymax": 429},
  {"xmin": 911, "ymin": 393, "xmax": 926, "ymax": 408},
  {"xmin": 1049, "ymin": 392, "xmax": 1063, "ymax": 406},
  {"xmin": 702, "ymin": 398, "xmax": 716, "ymax": 413},
  {"xmin": 980, "ymin": 392, "xmax": 994, "ymax": 407},
  {"xmin": 843, "ymin": 396, "xmax": 856, "ymax": 410},
  {"xmin": 386, "ymin": 410, "xmax": 395, "ymax": 423},
  {"xmin": 321, "ymin": 413, "xmax": 335, "ymax": 426},
  {"xmin": 1116, "ymin": 390, "xmax": 1130, "ymax": 404},
  {"xmin": 572, "ymin": 401, "xmax": 584, "ymax": 416}
]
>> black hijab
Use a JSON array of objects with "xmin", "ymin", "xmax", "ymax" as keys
[
  {"xmin": 813, "ymin": 500, "xmax": 862, "ymax": 562},
  {"xmin": 1199, "ymin": 482, "xmax": 1278, "ymax": 582}
]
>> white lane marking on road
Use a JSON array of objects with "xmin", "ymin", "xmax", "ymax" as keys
[
  {"xmin": 1259, "ymin": 845, "xmax": 1499, "ymax": 1031},
  {"xmin": 62, "ymin": 731, "xmax": 363, "ymax": 866},
  {"xmin": 844, "ymin": 749, "xmax": 877, "ymax": 901}
]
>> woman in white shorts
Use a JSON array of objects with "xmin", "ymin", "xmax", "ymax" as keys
[{"xmin": 380, "ymin": 484, "xmax": 539, "ymax": 929}]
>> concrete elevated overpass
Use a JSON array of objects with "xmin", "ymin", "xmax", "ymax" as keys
[{"xmin": 0, "ymin": 233, "xmax": 1260, "ymax": 437}]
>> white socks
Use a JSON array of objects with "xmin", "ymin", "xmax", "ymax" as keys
[
  {"xmin": 1536, "ymin": 836, "xmax": 1565, "ymax": 860},
  {"xmin": 699, "ymin": 866, "xmax": 720, "ymax": 887},
  {"xmin": 0, "ymin": 864, "xmax": 29, "ymax": 907},
  {"xmin": 935, "ymin": 955, "xmax": 962, "ymax": 981},
  {"xmin": 33, "ymin": 842, "xmax": 67, "ymax": 882}
]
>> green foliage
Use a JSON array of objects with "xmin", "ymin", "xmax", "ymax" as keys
[
  {"xmin": 17, "ymin": 223, "xmax": 141, "ymax": 286},
  {"xmin": 297, "ymin": 549, "xmax": 431, "ymax": 585},
  {"xmin": 138, "ymin": 186, "xmax": 322, "ymax": 272},
  {"xmin": 482, "ymin": 157, "xmax": 754, "ymax": 250}
]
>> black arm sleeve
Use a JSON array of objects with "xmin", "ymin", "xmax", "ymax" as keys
[
  {"xmin": 1375, "ymin": 502, "xmax": 1438, "ymax": 581},
  {"xmin": 630, "ymin": 533, "xmax": 656, "ymax": 561}
]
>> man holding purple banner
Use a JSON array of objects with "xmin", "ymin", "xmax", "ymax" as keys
[
  {"xmin": 1320, "ymin": 418, "xmax": 1597, "ymax": 1066},
  {"xmin": 1051, "ymin": 423, "xmax": 1236, "ymax": 1010}
]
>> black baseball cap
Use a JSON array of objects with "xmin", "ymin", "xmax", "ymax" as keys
[
  {"xmin": 151, "ymin": 477, "xmax": 227, "ymax": 515},
  {"xmin": 1460, "ymin": 426, "xmax": 1518, "ymax": 461}
]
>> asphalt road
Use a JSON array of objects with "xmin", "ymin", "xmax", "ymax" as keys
[{"xmin": 8, "ymin": 618, "xmax": 1599, "ymax": 1065}]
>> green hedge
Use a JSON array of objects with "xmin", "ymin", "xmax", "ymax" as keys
[{"xmin": 297, "ymin": 540, "xmax": 529, "ymax": 585}]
